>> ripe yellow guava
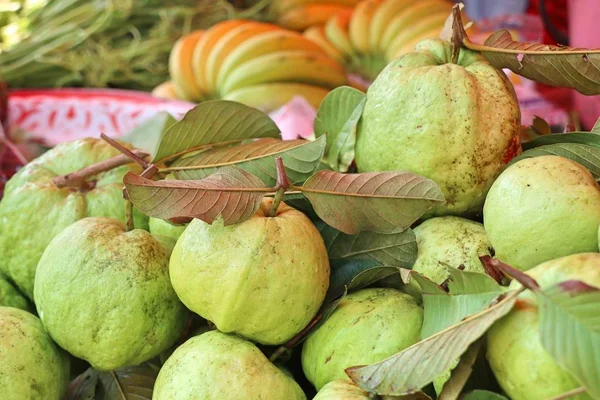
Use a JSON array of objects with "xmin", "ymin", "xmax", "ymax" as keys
[
  {"xmin": 0, "ymin": 138, "xmax": 148, "ymax": 298},
  {"xmin": 153, "ymin": 330, "xmax": 307, "ymax": 400},
  {"xmin": 0, "ymin": 307, "xmax": 70, "ymax": 400},
  {"xmin": 34, "ymin": 217, "xmax": 187, "ymax": 371},
  {"xmin": 313, "ymin": 380, "xmax": 370, "ymax": 400},
  {"xmin": 413, "ymin": 216, "xmax": 492, "ymax": 284},
  {"xmin": 484, "ymin": 155, "xmax": 600, "ymax": 271},
  {"xmin": 302, "ymin": 288, "xmax": 423, "ymax": 390},
  {"xmin": 487, "ymin": 252, "xmax": 600, "ymax": 400},
  {"xmin": 355, "ymin": 38, "xmax": 521, "ymax": 216},
  {"xmin": 169, "ymin": 198, "xmax": 330, "ymax": 345}
]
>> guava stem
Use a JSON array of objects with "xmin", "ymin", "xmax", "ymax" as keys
[
  {"xmin": 268, "ymin": 157, "xmax": 291, "ymax": 217},
  {"xmin": 480, "ymin": 256, "xmax": 541, "ymax": 291},
  {"xmin": 52, "ymin": 152, "xmax": 148, "ymax": 189},
  {"xmin": 450, "ymin": 4, "xmax": 468, "ymax": 64},
  {"xmin": 547, "ymin": 387, "xmax": 587, "ymax": 400}
]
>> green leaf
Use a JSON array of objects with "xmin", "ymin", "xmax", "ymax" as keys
[
  {"xmin": 123, "ymin": 168, "xmax": 269, "ymax": 225},
  {"xmin": 280, "ymin": 191, "xmax": 318, "ymax": 220},
  {"xmin": 592, "ymin": 118, "xmax": 600, "ymax": 133},
  {"xmin": 509, "ymin": 143, "xmax": 600, "ymax": 180},
  {"xmin": 462, "ymin": 390, "xmax": 509, "ymax": 400},
  {"xmin": 405, "ymin": 270, "xmax": 447, "ymax": 295},
  {"xmin": 318, "ymin": 222, "xmax": 418, "ymax": 267},
  {"xmin": 464, "ymin": 30, "xmax": 600, "ymax": 95},
  {"xmin": 314, "ymin": 86, "xmax": 366, "ymax": 172},
  {"xmin": 522, "ymin": 132, "xmax": 600, "ymax": 150},
  {"xmin": 120, "ymin": 112, "xmax": 177, "ymax": 155},
  {"xmin": 538, "ymin": 280, "xmax": 600, "ymax": 398},
  {"xmin": 66, "ymin": 363, "xmax": 159, "ymax": 400},
  {"xmin": 437, "ymin": 340, "xmax": 483, "ymax": 400},
  {"xmin": 300, "ymin": 170, "xmax": 445, "ymax": 234},
  {"xmin": 329, "ymin": 260, "xmax": 384, "ymax": 298},
  {"xmin": 166, "ymin": 136, "xmax": 326, "ymax": 186},
  {"xmin": 346, "ymin": 290, "xmax": 519, "ymax": 396},
  {"xmin": 348, "ymin": 265, "xmax": 401, "ymax": 292},
  {"xmin": 153, "ymin": 100, "xmax": 280, "ymax": 162},
  {"xmin": 421, "ymin": 269, "xmax": 505, "ymax": 338}
]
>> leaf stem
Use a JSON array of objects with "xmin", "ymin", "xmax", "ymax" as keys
[
  {"xmin": 463, "ymin": 37, "xmax": 600, "ymax": 55},
  {"xmin": 268, "ymin": 157, "xmax": 291, "ymax": 217},
  {"xmin": 52, "ymin": 152, "xmax": 148, "ymax": 189},
  {"xmin": 547, "ymin": 387, "xmax": 587, "ymax": 400},
  {"xmin": 480, "ymin": 256, "xmax": 541, "ymax": 291},
  {"xmin": 110, "ymin": 370, "xmax": 126, "ymax": 400},
  {"xmin": 100, "ymin": 133, "xmax": 150, "ymax": 169}
]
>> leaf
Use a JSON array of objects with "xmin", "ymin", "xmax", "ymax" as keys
[
  {"xmin": 281, "ymin": 191, "xmax": 318, "ymax": 220},
  {"xmin": 314, "ymin": 86, "xmax": 366, "ymax": 172},
  {"xmin": 438, "ymin": 340, "xmax": 483, "ymax": 400},
  {"xmin": 522, "ymin": 131, "xmax": 600, "ymax": 150},
  {"xmin": 348, "ymin": 266, "xmax": 401, "ymax": 292},
  {"xmin": 592, "ymin": 118, "xmax": 600, "ymax": 134},
  {"xmin": 408, "ymin": 271, "xmax": 448, "ymax": 295},
  {"xmin": 300, "ymin": 171, "xmax": 445, "ymax": 234},
  {"xmin": 462, "ymin": 390, "xmax": 509, "ymax": 400},
  {"xmin": 509, "ymin": 143, "xmax": 600, "ymax": 180},
  {"xmin": 329, "ymin": 259, "xmax": 384, "ymax": 298},
  {"xmin": 167, "ymin": 136, "xmax": 326, "ymax": 186},
  {"xmin": 421, "ymin": 269, "xmax": 505, "ymax": 338},
  {"xmin": 123, "ymin": 168, "xmax": 269, "ymax": 225},
  {"xmin": 463, "ymin": 30, "xmax": 600, "ymax": 95},
  {"xmin": 318, "ymin": 222, "xmax": 418, "ymax": 267},
  {"xmin": 66, "ymin": 363, "xmax": 159, "ymax": 400},
  {"xmin": 120, "ymin": 112, "xmax": 177, "ymax": 155},
  {"xmin": 537, "ymin": 280, "xmax": 600, "ymax": 398},
  {"xmin": 346, "ymin": 290, "xmax": 519, "ymax": 396},
  {"xmin": 153, "ymin": 100, "xmax": 280, "ymax": 162},
  {"xmin": 382, "ymin": 392, "xmax": 433, "ymax": 400}
]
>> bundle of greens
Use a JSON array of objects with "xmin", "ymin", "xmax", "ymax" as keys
[{"xmin": 0, "ymin": 0, "xmax": 270, "ymax": 91}]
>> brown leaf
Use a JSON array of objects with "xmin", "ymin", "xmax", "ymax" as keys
[
  {"xmin": 299, "ymin": 171, "xmax": 444, "ymax": 234},
  {"xmin": 464, "ymin": 30, "xmax": 600, "ymax": 95},
  {"xmin": 123, "ymin": 168, "xmax": 270, "ymax": 225}
]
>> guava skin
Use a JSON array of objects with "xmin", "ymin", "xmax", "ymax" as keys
[
  {"xmin": 0, "ymin": 307, "xmax": 70, "ymax": 400},
  {"xmin": 302, "ymin": 288, "xmax": 423, "ymax": 391},
  {"xmin": 484, "ymin": 155, "xmax": 600, "ymax": 271},
  {"xmin": 487, "ymin": 253, "xmax": 600, "ymax": 400},
  {"xmin": 169, "ymin": 198, "xmax": 330, "ymax": 346},
  {"xmin": 0, "ymin": 274, "xmax": 30, "ymax": 311},
  {"xmin": 0, "ymin": 138, "xmax": 149, "ymax": 299},
  {"xmin": 413, "ymin": 216, "xmax": 492, "ymax": 284},
  {"xmin": 153, "ymin": 330, "xmax": 307, "ymax": 400},
  {"xmin": 34, "ymin": 217, "xmax": 187, "ymax": 371},
  {"xmin": 149, "ymin": 217, "xmax": 188, "ymax": 240},
  {"xmin": 313, "ymin": 380, "xmax": 370, "ymax": 400},
  {"xmin": 355, "ymin": 38, "xmax": 521, "ymax": 217}
]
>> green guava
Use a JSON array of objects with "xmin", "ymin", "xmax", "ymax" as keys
[
  {"xmin": 313, "ymin": 380, "xmax": 370, "ymax": 400},
  {"xmin": 34, "ymin": 217, "xmax": 187, "ymax": 371},
  {"xmin": 149, "ymin": 217, "xmax": 188, "ymax": 240},
  {"xmin": 153, "ymin": 330, "xmax": 307, "ymax": 400},
  {"xmin": 0, "ymin": 138, "xmax": 149, "ymax": 298},
  {"xmin": 169, "ymin": 198, "xmax": 330, "ymax": 345},
  {"xmin": 484, "ymin": 155, "xmax": 600, "ymax": 271},
  {"xmin": 487, "ymin": 252, "xmax": 600, "ymax": 400},
  {"xmin": 413, "ymin": 216, "xmax": 492, "ymax": 284},
  {"xmin": 355, "ymin": 38, "xmax": 521, "ymax": 216},
  {"xmin": 0, "ymin": 274, "xmax": 30, "ymax": 311},
  {"xmin": 302, "ymin": 287, "xmax": 423, "ymax": 390},
  {"xmin": 0, "ymin": 307, "xmax": 70, "ymax": 400}
]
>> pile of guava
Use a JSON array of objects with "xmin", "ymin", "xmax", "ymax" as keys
[{"xmin": 0, "ymin": 32, "xmax": 598, "ymax": 400}]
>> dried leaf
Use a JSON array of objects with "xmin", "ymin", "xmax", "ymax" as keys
[
  {"xmin": 167, "ymin": 136, "xmax": 325, "ymax": 186},
  {"xmin": 314, "ymin": 86, "xmax": 366, "ymax": 172},
  {"xmin": 318, "ymin": 222, "xmax": 418, "ymax": 267},
  {"xmin": 463, "ymin": 30, "xmax": 600, "ymax": 95},
  {"xmin": 538, "ymin": 281, "xmax": 600, "ymax": 398},
  {"xmin": 508, "ymin": 143, "xmax": 600, "ymax": 180},
  {"xmin": 153, "ymin": 100, "xmax": 280, "ymax": 162},
  {"xmin": 123, "ymin": 168, "xmax": 269, "ymax": 225},
  {"xmin": 346, "ymin": 290, "xmax": 519, "ymax": 396},
  {"xmin": 300, "ymin": 171, "xmax": 444, "ymax": 235}
]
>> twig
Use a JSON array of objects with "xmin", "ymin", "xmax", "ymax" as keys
[{"xmin": 268, "ymin": 157, "xmax": 291, "ymax": 217}]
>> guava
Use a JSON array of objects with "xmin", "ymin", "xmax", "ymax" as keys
[
  {"xmin": 153, "ymin": 330, "xmax": 306, "ymax": 400},
  {"xmin": 34, "ymin": 217, "xmax": 187, "ymax": 371},
  {"xmin": 169, "ymin": 198, "xmax": 330, "ymax": 345},
  {"xmin": 313, "ymin": 380, "xmax": 370, "ymax": 400},
  {"xmin": 149, "ymin": 217, "xmax": 188, "ymax": 240},
  {"xmin": 302, "ymin": 287, "xmax": 423, "ymax": 390},
  {"xmin": 355, "ymin": 38, "xmax": 521, "ymax": 216},
  {"xmin": 0, "ymin": 307, "xmax": 70, "ymax": 400},
  {"xmin": 0, "ymin": 138, "xmax": 149, "ymax": 298},
  {"xmin": 484, "ymin": 155, "xmax": 600, "ymax": 271},
  {"xmin": 0, "ymin": 274, "xmax": 30, "ymax": 311},
  {"xmin": 413, "ymin": 216, "xmax": 492, "ymax": 284},
  {"xmin": 487, "ymin": 252, "xmax": 600, "ymax": 400}
]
